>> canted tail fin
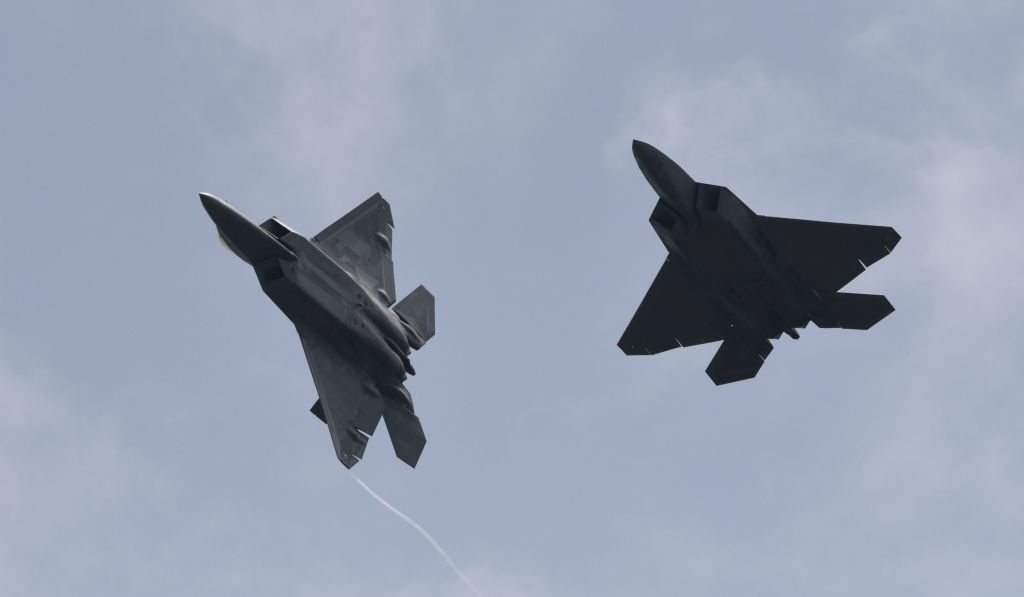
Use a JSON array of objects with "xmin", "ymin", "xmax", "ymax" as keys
[
  {"xmin": 394, "ymin": 285, "xmax": 435, "ymax": 349},
  {"xmin": 814, "ymin": 292, "xmax": 894, "ymax": 330}
]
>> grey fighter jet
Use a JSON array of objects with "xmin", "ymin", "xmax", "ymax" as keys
[
  {"xmin": 619, "ymin": 141, "xmax": 899, "ymax": 385},
  {"xmin": 201, "ymin": 192, "xmax": 435, "ymax": 468}
]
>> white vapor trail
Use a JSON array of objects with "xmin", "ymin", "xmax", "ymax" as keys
[{"xmin": 349, "ymin": 471, "xmax": 484, "ymax": 597}]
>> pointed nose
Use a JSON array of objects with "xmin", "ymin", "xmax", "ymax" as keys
[
  {"xmin": 199, "ymin": 192, "xmax": 233, "ymax": 227},
  {"xmin": 198, "ymin": 191, "xmax": 219, "ymax": 209},
  {"xmin": 631, "ymin": 139, "xmax": 665, "ymax": 169},
  {"xmin": 198, "ymin": 192, "xmax": 296, "ymax": 264},
  {"xmin": 629, "ymin": 140, "xmax": 701, "ymax": 226}
]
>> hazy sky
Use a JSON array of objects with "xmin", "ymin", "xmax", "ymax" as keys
[{"xmin": 2, "ymin": 1, "xmax": 1022, "ymax": 595}]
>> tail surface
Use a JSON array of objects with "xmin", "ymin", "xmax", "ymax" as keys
[
  {"xmin": 814, "ymin": 292, "xmax": 894, "ymax": 330},
  {"xmin": 394, "ymin": 285, "xmax": 435, "ymax": 349},
  {"xmin": 706, "ymin": 336, "xmax": 774, "ymax": 385},
  {"xmin": 382, "ymin": 398, "xmax": 427, "ymax": 468}
]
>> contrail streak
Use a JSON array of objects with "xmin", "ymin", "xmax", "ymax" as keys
[{"xmin": 350, "ymin": 471, "xmax": 483, "ymax": 597}]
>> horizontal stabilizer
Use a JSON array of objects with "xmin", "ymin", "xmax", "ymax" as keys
[
  {"xmin": 394, "ymin": 285, "xmax": 435, "ymax": 349},
  {"xmin": 815, "ymin": 292, "xmax": 894, "ymax": 330},
  {"xmin": 706, "ymin": 337, "xmax": 774, "ymax": 385},
  {"xmin": 382, "ymin": 399, "xmax": 426, "ymax": 468}
]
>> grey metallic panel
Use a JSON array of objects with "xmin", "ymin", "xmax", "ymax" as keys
[
  {"xmin": 201, "ymin": 192, "xmax": 435, "ymax": 468},
  {"xmin": 312, "ymin": 193, "xmax": 397, "ymax": 306},
  {"xmin": 201, "ymin": 193, "xmax": 296, "ymax": 264},
  {"xmin": 393, "ymin": 285, "xmax": 435, "ymax": 349},
  {"xmin": 298, "ymin": 326, "xmax": 384, "ymax": 469}
]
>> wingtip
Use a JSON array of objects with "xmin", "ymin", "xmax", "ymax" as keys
[
  {"xmin": 397, "ymin": 442, "xmax": 423, "ymax": 468},
  {"xmin": 888, "ymin": 228, "xmax": 902, "ymax": 250}
]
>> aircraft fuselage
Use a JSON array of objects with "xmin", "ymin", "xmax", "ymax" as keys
[
  {"xmin": 199, "ymin": 193, "xmax": 414, "ymax": 383},
  {"xmin": 637, "ymin": 153, "xmax": 816, "ymax": 342}
]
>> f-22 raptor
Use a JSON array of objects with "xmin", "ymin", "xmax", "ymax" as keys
[
  {"xmin": 201, "ymin": 192, "xmax": 435, "ymax": 468},
  {"xmin": 619, "ymin": 141, "xmax": 900, "ymax": 385}
]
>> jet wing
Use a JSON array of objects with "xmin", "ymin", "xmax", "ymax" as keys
[
  {"xmin": 618, "ymin": 257, "xmax": 731, "ymax": 355},
  {"xmin": 756, "ymin": 215, "xmax": 900, "ymax": 293},
  {"xmin": 297, "ymin": 326, "xmax": 384, "ymax": 469},
  {"xmin": 312, "ymin": 193, "xmax": 397, "ymax": 305}
]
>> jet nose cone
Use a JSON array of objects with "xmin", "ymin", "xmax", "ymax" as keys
[
  {"xmin": 199, "ymin": 192, "xmax": 226, "ymax": 216},
  {"xmin": 199, "ymin": 192, "xmax": 240, "ymax": 231},
  {"xmin": 198, "ymin": 191, "xmax": 297, "ymax": 264},
  {"xmin": 632, "ymin": 139, "xmax": 665, "ymax": 168}
]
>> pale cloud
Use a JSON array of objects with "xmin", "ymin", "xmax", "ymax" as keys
[
  {"xmin": 905, "ymin": 140, "xmax": 1024, "ymax": 326},
  {"xmin": 847, "ymin": 18, "xmax": 896, "ymax": 53},
  {"xmin": 193, "ymin": 0, "xmax": 450, "ymax": 201},
  {"xmin": 841, "ymin": 137, "xmax": 1024, "ymax": 547},
  {"xmin": 605, "ymin": 64, "xmax": 820, "ymax": 175},
  {"xmin": 4, "ymin": 1, "xmax": 1023, "ymax": 595},
  {"xmin": 0, "ymin": 351, "xmax": 146, "ymax": 595}
]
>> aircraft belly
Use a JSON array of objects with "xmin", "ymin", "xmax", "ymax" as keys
[
  {"xmin": 263, "ymin": 261, "xmax": 405, "ymax": 378},
  {"xmin": 676, "ymin": 221, "xmax": 765, "ymax": 297},
  {"xmin": 622, "ymin": 141, "xmax": 897, "ymax": 384},
  {"xmin": 673, "ymin": 220, "xmax": 799, "ymax": 338}
]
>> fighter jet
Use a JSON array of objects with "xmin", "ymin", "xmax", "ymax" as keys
[
  {"xmin": 200, "ymin": 192, "xmax": 435, "ymax": 468},
  {"xmin": 619, "ymin": 141, "xmax": 899, "ymax": 385}
]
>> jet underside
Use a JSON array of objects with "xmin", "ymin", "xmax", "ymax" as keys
[
  {"xmin": 201, "ymin": 192, "xmax": 436, "ymax": 468},
  {"xmin": 620, "ymin": 141, "xmax": 900, "ymax": 385}
]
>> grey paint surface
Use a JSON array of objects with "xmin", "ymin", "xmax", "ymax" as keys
[
  {"xmin": 621, "ymin": 140, "xmax": 898, "ymax": 384},
  {"xmin": 1, "ymin": 1, "xmax": 1023, "ymax": 596},
  {"xmin": 200, "ymin": 192, "xmax": 433, "ymax": 468}
]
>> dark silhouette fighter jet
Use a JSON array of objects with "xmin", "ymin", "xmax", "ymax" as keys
[
  {"xmin": 619, "ymin": 141, "xmax": 899, "ymax": 385},
  {"xmin": 201, "ymin": 192, "xmax": 435, "ymax": 468}
]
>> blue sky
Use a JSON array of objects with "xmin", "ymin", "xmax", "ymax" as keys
[{"xmin": 2, "ymin": 1, "xmax": 1022, "ymax": 595}]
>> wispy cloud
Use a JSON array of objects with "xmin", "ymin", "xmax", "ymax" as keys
[
  {"xmin": 193, "ymin": 1, "xmax": 451, "ymax": 204},
  {"xmin": 0, "ymin": 349, "xmax": 147, "ymax": 595}
]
